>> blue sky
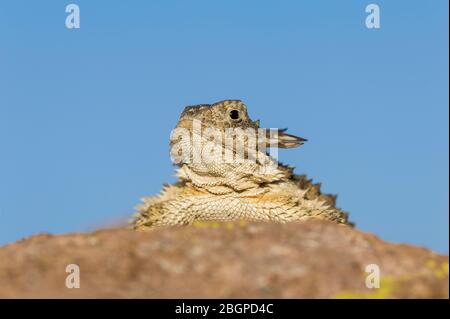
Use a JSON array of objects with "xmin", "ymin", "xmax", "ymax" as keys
[{"xmin": 0, "ymin": 1, "xmax": 448, "ymax": 252}]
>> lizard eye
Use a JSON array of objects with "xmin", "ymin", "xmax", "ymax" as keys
[{"xmin": 229, "ymin": 110, "xmax": 240, "ymax": 120}]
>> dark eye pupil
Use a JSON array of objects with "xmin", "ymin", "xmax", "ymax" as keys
[{"xmin": 230, "ymin": 110, "xmax": 239, "ymax": 120}]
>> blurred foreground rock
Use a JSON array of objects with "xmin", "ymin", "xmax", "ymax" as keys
[{"xmin": 0, "ymin": 220, "xmax": 448, "ymax": 298}]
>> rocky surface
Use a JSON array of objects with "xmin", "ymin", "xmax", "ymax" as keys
[{"xmin": 0, "ymin": 220, "xmax": 447, "ymax": 298}]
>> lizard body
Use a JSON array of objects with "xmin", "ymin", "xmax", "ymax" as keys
[{"xmin": 132, "ymin": 100, "xmax": 349, "ymax": 229}]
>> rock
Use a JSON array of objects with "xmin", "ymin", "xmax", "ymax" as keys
[{"xmin": 0, "ymin": 220, "xmax": 447, "ymax": 298}]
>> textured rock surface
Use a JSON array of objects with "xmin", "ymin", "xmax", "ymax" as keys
[{"xmin": 0, "ymin": 220, "xmax": 447, "ymax": 298}]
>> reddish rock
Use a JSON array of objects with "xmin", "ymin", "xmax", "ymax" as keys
[{"xmin": 0, "ymin": 220, "xmax": 447, "ymax": 298}]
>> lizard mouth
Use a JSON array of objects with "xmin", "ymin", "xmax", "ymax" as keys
[{"xmin": 266, "ymin": 128, "xmax": 307, "ymax": 148}]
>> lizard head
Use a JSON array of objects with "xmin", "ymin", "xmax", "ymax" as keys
[
  {"xmin": 179, "ymin": 100, "xmax": 257, "ymax": 130},
  {"xmin": 175, "ymin": 100, "xmax": 307, "ymax": 149}
]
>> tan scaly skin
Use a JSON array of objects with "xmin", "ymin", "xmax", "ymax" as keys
[{"xmin": 132, "ymin": 100, "xmax": 349, "ymax": 229}]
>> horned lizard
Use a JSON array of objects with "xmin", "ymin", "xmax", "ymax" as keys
[{"xmin": 132, "ymin": 100, "xmax": 349, "ymax": 229}]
